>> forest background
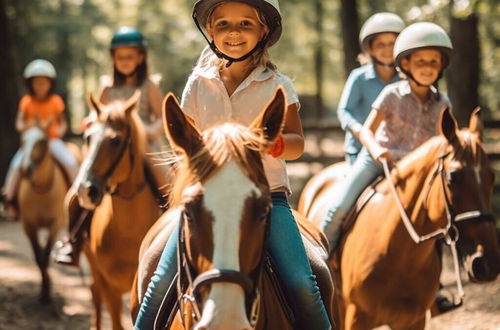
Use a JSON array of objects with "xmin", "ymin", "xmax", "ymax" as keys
[{"xmin": 0, "ymin": 0, "xmax": 498, "ymax": 183}]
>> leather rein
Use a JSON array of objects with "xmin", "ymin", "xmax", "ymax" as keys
[{"xmin": 381, "ymin": 149, "xmax": 495, "ymax": 305}]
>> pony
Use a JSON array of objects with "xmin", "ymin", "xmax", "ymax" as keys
[
  {"xmin": 75, "ymin": 92, "xmax": 162, "ymax": 329},
  {"xmin": 131, "ymin": 89, "xmax": 334, "ymax": 329},
  {"xmin": 17, "ymin": 121, "xmax": 70, "ymax": 303},
  {"xmin": 298, "ymin": 108, "xmax": 500, "ymax": 329}
]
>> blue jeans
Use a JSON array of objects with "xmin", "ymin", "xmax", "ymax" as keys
[
  {"xmin": 134, "ymin": 193, "xmax": 331, "ymax": 330},
  {"xmin": 345, "ymin": 152, "xmax": 359, "ymax": 166},
  {"xmin": 321, "ymin": 148, "xmax": 383, "ymax": 251}
]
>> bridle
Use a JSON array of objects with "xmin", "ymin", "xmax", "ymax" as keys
[
  {"xmin": 85, "ymin": 122, "xmax": 145, "ymax": 200},
  {"xmin": 175, "ymin": 205, "xmax": 271, "ymax": 328},
  {"xmin": 382, "ymin": 145, "xmax": 495, "ymax": 304}
]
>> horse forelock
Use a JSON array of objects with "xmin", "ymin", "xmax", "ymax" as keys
[
  {"xmin": 98, "ymin": 103, "xmax": 146, "ymax": 160},
  {"xmin": 168, "ymin": 123, "xmax": 268, "ymax": 207}
]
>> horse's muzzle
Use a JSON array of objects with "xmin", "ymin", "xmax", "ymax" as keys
[
  {"xmin": 465, "ymin": 248, "xmax": 500, "ymax": 283},
  {"xmin": 77, "ymin": 180, "xmax": 104, "ymax": 210}
]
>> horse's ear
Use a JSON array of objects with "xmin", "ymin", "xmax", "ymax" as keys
[
  {"xmin": 439, "ymin": 107, "xmax": 459, "ymax": 145},
  {"xmin": 468, "ymin": 107, "xmax": 483, "ymax": 141},
  {"xmin": 162, "ymin": 92, "xmax": 202, "ymax": 156},
  {"xmin": 251, "ymin": 87, "xmax": 286, "ymax": 143},
  {"xmin": 124, "ymin": 90, "xmax": 141, "ymax": 116},
  {"xmin": 88, "ymin": 93, "xmax": 103, "ymax": 116}
]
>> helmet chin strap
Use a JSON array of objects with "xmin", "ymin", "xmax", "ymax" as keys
[
  {"xmin": 194, "ymin": 16, "xmax": 270, "ymax": 68},
  {"xmin": 403, "ymin": 69, "xmax": 442, "ymax": 100},
  {"xmin": 209, "ymin": 38, "xmax": 268, "ymax": 68},
  {"xmin": 371, "ymin": 56, "xmax": 395, "ymax": 69}
]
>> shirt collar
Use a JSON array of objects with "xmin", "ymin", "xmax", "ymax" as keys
[
  {"xmin": 195, "ymin": 64, "xmax": 274, "ymax": 83},
  {"xmin": 364, "ymin": 64, "xmax": 377, "ymax": 80},
  {"xmin": 398, "ymin": 79, "xmax": 412, "ymax": 96}
]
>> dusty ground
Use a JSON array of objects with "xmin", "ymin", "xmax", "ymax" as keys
[{"xmin": 0, "ymin": 218, "xmax": 498, "ymax": 330}]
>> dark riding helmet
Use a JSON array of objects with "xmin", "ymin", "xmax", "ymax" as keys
[
  {"xmin": 192, "ymin": 0, "xmax": 282, "ymax": 66},
  {"xmin": 110, "ymin": 26, "xmax": 147, "ymax": 49}
]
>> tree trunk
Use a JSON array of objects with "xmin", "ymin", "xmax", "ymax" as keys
[
  {"xmin": 313, "ymin": 0, "xmax": 324, "ymax": 119},
  {"xmin": 446, "ymin": 2, "xmax": 480, "ymax": 126},
  {"xmin": 0, "ymin": 0, "xmax": 20, "ymax": 183},
  {"xmin": 339, "ymin": 0, "xmax": 361, "ymax": 78}
]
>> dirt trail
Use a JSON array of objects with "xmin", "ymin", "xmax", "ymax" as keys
[{"xmin": 0, "ymin": 219, "xmax": 498, "ymax": 330}]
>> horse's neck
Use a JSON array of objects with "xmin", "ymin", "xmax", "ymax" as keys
[
  {"xmin": 113, "ymin": 124, "xmax": 147, "ymax": 198},
  {"xmin": 30, "ymin": 151, "xmax": 55, "ymax": 189},
  {"xmin": 391, "ymin": 147, "xmax": 448, "ymax": 237}
]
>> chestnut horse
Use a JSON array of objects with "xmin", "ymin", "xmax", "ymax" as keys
[
  {"xmin": 17, "ymin": 123, "xmax": 69, "ymax": 303},
  {"xmin": 76, "ymin": 92, "xmax": 162, "ymax": 329},
  {"xmin": 131, "ymin": 89, "xmax": 333, "ymax": 329},
  {"xmin": 298, "ymin": 108, "xmax": 500, "ymax": 329}
]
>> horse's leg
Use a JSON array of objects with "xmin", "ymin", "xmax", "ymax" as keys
[
  {"xmin": 37, "ymin": 222, "xmax": 59, "ymax": 304},
  {"xmin": 393, "ymin": 316, "xmax": 426, "ymax": 330},
  {"xmin": 99, "ymin": 281, "xmax": 125, "ymax": 330},
  {"xmin": 344, "ymin": 303, "xmax": 374, "ymax": 330},
  {"xmin": 90, "ymin": 281, "xmax": 103, "ymax": 330},
  {"xmin": 85, "ymin": 247, "xmax": 103, "ymax": 330},
  {"xmin": 24, "ymin": 225, "xmax": 51, "ymax": 303}
]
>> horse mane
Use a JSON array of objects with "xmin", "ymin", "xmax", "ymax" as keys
[
  {"xmin": 167, "ymin": 123, "xmax": 269, "ymax": 207},
  {"xmin": 395, "ymin": 127, "xmax": 483, "ymax": 181}
]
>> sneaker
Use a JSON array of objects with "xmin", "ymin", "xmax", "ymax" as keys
[
  {"xmin": 53, "ymin": 240, "xmax": 80, "ymax": 267},
  {"xmin": 1, "ymin": 200, "xmax": 19, "ymax": 221}
]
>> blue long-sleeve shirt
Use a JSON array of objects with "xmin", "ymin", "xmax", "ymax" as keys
[{"xmin": 337, "ymin": 64, "xmax": 400, "ymax": 155}]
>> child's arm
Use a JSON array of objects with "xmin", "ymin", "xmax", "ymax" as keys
[
  {"xmin": 278, "ymin": 103, "xmax": 304, "ymax": 160},
  {"xmin": 359, "ymin": 109, "xmax": 392, "ymax": 164},
  {"xmin": 337, "ymin": 72, "xmax": 363, "ymax": 139},
  {"xmin": 15, "ymin": 109, "xmax": 28, "ymax": 132},
  {"xmin": 145, "ymin": 83, "xmax": 164, "ymax": 141},
  {"xmin": 56, "ymin": 113, "xmax": 68, "ymax": 137}
]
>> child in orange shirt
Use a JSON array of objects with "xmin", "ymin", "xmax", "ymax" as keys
[{"xmin": 2, "ymin": 59, "xmax": 78, "ymax": 219}]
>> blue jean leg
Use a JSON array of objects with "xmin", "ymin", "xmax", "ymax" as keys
[
  {"xmin": 321, "ymin": 148, "xmax": 383, "ymax": 250},
  {"xmin": 134, "ymin": 224, "xmax": 179, "ymax": 330},
  {"xmin": 345, "ymin": 152, "xmax": 358, "ymax": 166},
  {"xmin": 267, "ymin": 193, "xmax": 331, "ymax": 330}
]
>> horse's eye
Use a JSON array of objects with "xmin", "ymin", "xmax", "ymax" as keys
[
  {"xmin": 447, "ymin": 170, "xmax": 463, "ymax": 185},
  {"xmin": 110, "ymin": 136, "xmax": 122, "ymax": 147}
]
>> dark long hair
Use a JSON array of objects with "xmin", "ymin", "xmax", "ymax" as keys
[{"xmin": 112, "ymin": 48, "xmax": 148, "ymax": 87}]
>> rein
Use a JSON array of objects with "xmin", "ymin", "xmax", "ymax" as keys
[
  {"xmin": 96, "ymin": 125, "xmax": 147, "ymax": 200},
  {"xmin": 175, "ymin": 208, "xmax": 269, "ymax": 328},
  {"xmin": 382, "ymin": 149, "xmax": 496, "ymax": 306}
]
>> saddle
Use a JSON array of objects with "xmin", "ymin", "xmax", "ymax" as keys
[
  {"xmin": 137, "ymin": 213, "xmax": 334, "ymax": 329},
  {"xmin": 340, "ymin": 176, "xmax": 384, "ymax": 236}
]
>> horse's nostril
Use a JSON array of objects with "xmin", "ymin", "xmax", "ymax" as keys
[
  {"xmin": 471, "ymin": 256, "xmax": 489, "ymax": 280},
  {"xmin": 88, "ymin": 185, "xmax": 100, "ymax": 203}
]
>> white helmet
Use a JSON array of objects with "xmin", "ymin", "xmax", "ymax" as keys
[
  {"xmin": 359, "ymin": 12, "xmax": 405, "ymax": 48},
  {"xmin": 23, "ymin": 59, "xmax": 57, "ymax": 79},
  {"xmin": 394, "ymin": 22, "xmax": 453, "ymax": 71},
  {"xmin": 193, "ymin": 0, "xmax": 282, "ymax": 47}
]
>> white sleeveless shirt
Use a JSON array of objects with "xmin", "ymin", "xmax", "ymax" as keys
[{"xmin": 180, "ymin": 64, "xmax": 300, "ymax": 193}]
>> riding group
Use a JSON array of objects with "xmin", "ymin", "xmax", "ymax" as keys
[{"xmin": 2, "ymin": 0, "xmax": 499, "ymax": 329}]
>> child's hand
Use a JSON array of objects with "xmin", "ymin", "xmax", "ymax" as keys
[
  {"xmin": 374, "ymin": 147, "xmax": 394, "ymax": 167},
  {"xmin": 267, "ymin": 134, "xmax": 285, "ymax": 158}
]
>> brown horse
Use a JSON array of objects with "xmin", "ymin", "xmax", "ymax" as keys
[
  {"xmin": 17, "ymin": 123, "xmax": 69, "ymax": 303},
  {"xmin": 76, "ymin": 92, "xmax": 162, "ymax": 329},
  {"xmin": 131, "ymin": 89, "xmax": 334, "ymax": 329},
  {"xmin": 298, "ymin": 108, "xmax": 500, "ymax": 330}
]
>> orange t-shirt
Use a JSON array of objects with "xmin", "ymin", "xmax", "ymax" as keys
[{"xmin": 19, "ymin": 94, "xmax": 65, "ymax": 139}]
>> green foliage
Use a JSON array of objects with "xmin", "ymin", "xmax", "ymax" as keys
[{"xmin": 3, "ymin": 0, "xmax": 499, "ymax": 127}]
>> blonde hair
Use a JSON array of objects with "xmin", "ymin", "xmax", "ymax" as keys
[{"xmin": 200, "ymin": 2, "xmax": 277, "ymax": 72}]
